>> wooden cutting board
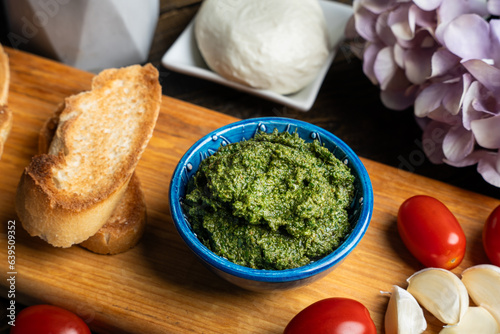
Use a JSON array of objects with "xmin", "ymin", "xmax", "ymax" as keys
[{"xmin": 0, "ymin": 47, "xmax": 499, "ymax": 334}]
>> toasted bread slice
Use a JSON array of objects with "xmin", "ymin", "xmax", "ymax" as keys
[
  {"xmin": 79, "ymin": 173, "xmax": 147, "ymax": 254},
  {"xmin": 0, "ymin": 44, "xmax": 9, "ymax": 106},
  {"xmin": 0, "ymin": 44, "xmax": 12, "ymax": 159},
  {"xmin": 39, "ymin": 105, "xmax": 147, "ymax": 254},
  {"xmin": 0, "ymin": 106, "xmax": 12, "ymax": 158},
  {"xmin": 16, "ymin": 64, "xmax": 161, "ymax": 248}
]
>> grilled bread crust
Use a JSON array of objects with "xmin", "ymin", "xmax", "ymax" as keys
[
  {"xmin": 0, "ymin": 44, "xmax": 12, "ymax": 159},
  {"xmin": 0, "ymin": 44, "xmax": 8, "ymax": 106},
  {"xmin": 39, "ymin": 104, "xmax": 147, "ymax": 254},
  {"xmin": 16, "ymin": 64, "xmax": 160, "ymax": 248},
  {"xmin": 0, "ymin": 106, "xmax": 12, "ymax": 158},
  {"xmin": 79, "ymin": 173, "xmax": 147, "ymax": 254}
]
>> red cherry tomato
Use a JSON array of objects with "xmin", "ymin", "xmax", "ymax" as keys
[
  {"xmin": 483, "ymin": 205, "xmax": 500, "ymax": 266},
  {"xmin": 397, "ymin": 195, "xmax": 466, "ymax": 270},
  {"xmin": 283, "ymin": 298, "xmax": 377, "ymax": 334},
  {"xmin": 10, "ymin": 304, "xmax": 91, "ymax": 334}
]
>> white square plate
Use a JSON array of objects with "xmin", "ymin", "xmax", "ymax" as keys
[{"xmin": 161, "ymin": 1, "xmax": 353, "ymax": 111}]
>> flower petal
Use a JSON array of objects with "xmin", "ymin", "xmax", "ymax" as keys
[
  {"xmin": 386, "ymin": 67, "xmax": 414, "ymax": 92},
  {"xmin": 430, "ymin": 48, "xmax": 461, "ymax": 78},
  {"xmin": 444, "ymin": 149, "xmax": 483, "ymax": 167},
  {"xmin": 404, "ymin": 47, "xmax": 434, "ymax": 84},
  {"xmin": 462, "ymin": 59, "xmax": 500, "ymax": 95},
  {"xmin": 413, "ymin": 0, "xmax": 443, "ymax": 11},
  {"xmin": 412, "ymin": 4, "xmax": 438, "ymax": 29},
  {"xmin": 457, "ymin": 73, "xmax": 474, "ymax": 116},
  {"xmin": 362, "ymin": 42, "xmax": 384, "ymax": 85},
  {"xmin": 437, "ymin": 0, "xmax": 488, "ymax": 27},
  {"xmin": 471, "ymin": 115, "xmax": 500, "ymax": 149},
  {"xmin": 427, "ymin": 105, "xmax": 460, "ymax": 124},
  {"xmin": 441, "ymin": 14, "xmax": 491, "ymax": 60},
  {"xmin": 393, "ymin": 43, "xmax": 405, "ymax": 68},
  {"xmin": 354, "ymin": 5, "xmax": 380, "ymax": 42},
  {"xmin": 443, "ymin": 149, "xmax": 500, "ymax": 189},
  {"xmin": 466, "ymin": 0, "xmax": 490, "ymax": 15},
  {"xmin": 380, "ymin": 83, "xmax": 417, "ymax": 110},
  {"xmin": 477, "ymin": 150, "xmax": 500, "ymax": 187},
  {"xmin": 397, "ymin": 29, "xmax": 436, "ymax": 50},
  {"xmin": 373, "ymin": 46, "xmax": 397, "ymax": 90},
  {"xmin": 388, "ymin": 3, "xmax": 414, "ymax": 41},
  {"xmin": 442, "ymin": 79, "xmax": 465, "ymax": 115},
  {"xmin": 442, "ymin": 126, "xmax": 475, "ymax": 161},
  {"xmin": 436, "ymin": 0, "xmax": 489, "ymax": 43},
  {"xmin": 357, "ymin": 0, "xmax": 404, "ymax": 15},
  {"xmin": 414, "ymin": 83, "xmax": 447, "ymax": 117},
  {"xmin": 488, "ymin": 0, "xmax": 500, "ymax": 15},
  {"xmin": 462, "ymin": 81, "xmax": 485, "ymax": 130},
  {"xmin": 471, "ymin": 87, "xmax": 499, "ymax": 115},
  {"xmin": 489, "ymin": 19, "xmax": 500, "ymax": 64},
  {"xmin": 376, "ymin": 11, "xmax": 397, "ymax": 46}
]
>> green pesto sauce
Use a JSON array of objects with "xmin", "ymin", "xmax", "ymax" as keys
[{"xmin": 183, "ymin": 129, "xmax": 355, "ymax": 270}]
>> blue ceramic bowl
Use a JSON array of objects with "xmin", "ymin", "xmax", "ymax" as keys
[{"xmin": 169, "ymin": 117, "xmax": 373, "ymax": 291}]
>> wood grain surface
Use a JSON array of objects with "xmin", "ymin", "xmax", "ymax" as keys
[{"xmin": 0, "ymin": 48, "xmax": 499, "ymax": 334}]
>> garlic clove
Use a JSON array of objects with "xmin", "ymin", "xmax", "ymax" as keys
[
  {"xmin": 461, "ymin": 264, "xmax": 500, "ymax": 327},
  {"xmin": 384, "ymin": 285, "xmax": 427, "ymax": 334},
  {"xmin": 438, "ymin": 306, "xmax": 499, "ymax": 334},
  {"xmin": 407, "ymin": 268, "xmax": 469, "ymax": 325}
]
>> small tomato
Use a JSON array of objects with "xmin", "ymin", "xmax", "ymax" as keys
[
  {"xmin": 10, "ymin": 304, "xmax": 91, "ymax": 334},
  {"xmin": 483, "ymin": 205, "xmax": 500, "ymax": 266},
  {"xmin": 397, "ymin": 195, "xmax": 466, "ymax": 270},
  {"xmin": 283, "ymin": 297, "xmax": 377, "ymax": 334}
]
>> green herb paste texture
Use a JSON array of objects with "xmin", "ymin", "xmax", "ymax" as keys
[{"xmin": 183, "ymin": 129, "xmax": 355, "ymax": 270}]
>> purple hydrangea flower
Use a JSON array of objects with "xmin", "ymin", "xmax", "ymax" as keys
[{"xmin": 346, "ymin": 0, "xmax": 500, "ymax": 187}]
